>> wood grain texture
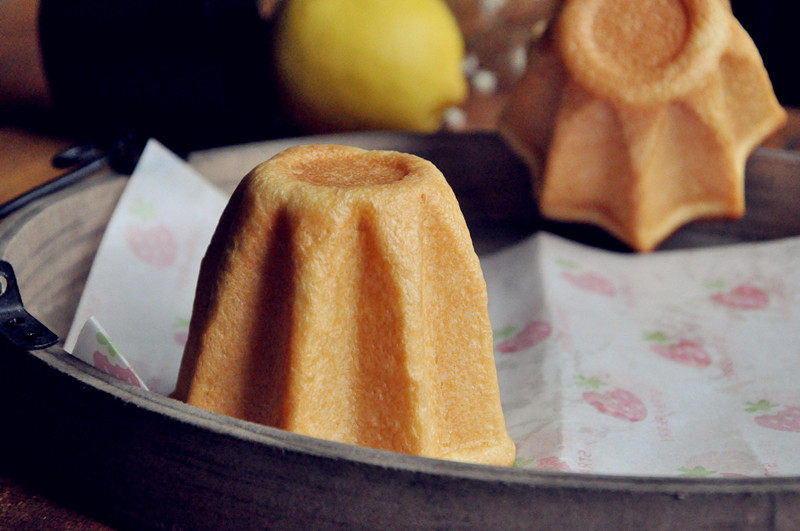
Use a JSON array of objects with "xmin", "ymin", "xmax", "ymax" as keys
[{"xmin": 1, "ymin": 132, "xmax": 800, "ymax": 528}]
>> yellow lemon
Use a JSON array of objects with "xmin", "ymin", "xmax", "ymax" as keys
[{"xmin": 274, "ymin": 0, "xmax": 467, "ymax": 133}]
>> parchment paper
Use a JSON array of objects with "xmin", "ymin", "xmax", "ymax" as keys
[{"xmin": 67, "ymin": 140, "xmax": 800, "ymax": 476}]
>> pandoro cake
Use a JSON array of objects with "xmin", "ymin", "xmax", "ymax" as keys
[
  {"xmin": 500, "ymin": 0, "xmax": 787, "ymax": 251},
  {"xmin": 172, "ymin": 144, "xmax": 515, "ymax": 467}
]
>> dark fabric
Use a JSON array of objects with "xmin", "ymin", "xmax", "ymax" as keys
[
  {"xmin": 731, "ymin": 1, "xmax": 799, "ymax": 107},
  {"xmin": 38, "ymin": 0, "xmax": 296, "ymax": 152}
]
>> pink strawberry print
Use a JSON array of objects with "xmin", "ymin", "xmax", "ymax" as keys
[
  {"xmin": 124, "ymin": 223, "xmax": 178, "ymax": 268},
  {"xmin": 711, "ymin": 284, "xmax": 769, "ymax": 310},
  {"xmin": 496, "ymin": 320, "xmax": 552, "ymax": 353},
  {"xmin": 173, "ymin": 316, "xmax": 190, "ymax": 346},
  {"xmin": 174, "ymin": 331, "xmax": 189, "ymax": 346},
  {"xmin": 652, "ymin": 340, "xmax": 711, "ymax": 367},
  {"xmin": 755, "ymin": 406, "xmax": 800, "ymax": 432},
  {"xmin": 645, "ymin": 332, "xmax": 711, "ymax": 368},
  {"xmin": 577, "ymin": 375, "xmax": 647, "ymax": 422},
  {"xmin": 583, "ymin": 388, "xmax": 647, "ymax": 422},
  {"xmin": 537, "ymin": 456, "xmax": 571, "ymax": 471},
  {"xmin": 561, "ymin": 271, "xmax": 616, "ymax": 296},
  {"xmin": 745, "ymin": 400, "xmax": 800, "ymax": 432},
  {"xmin": 93, "ymin": 351, "xmax": 142, "ymax": 387}
]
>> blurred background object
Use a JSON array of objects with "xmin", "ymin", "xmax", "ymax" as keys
[
  {"xmin": 445, "ymin": 0, "xmax": 799, "ymax": 150},
  {"xmin": 444, "ymin": 0, "xmax": 560, "ymax": 130},
  {"xmin": 1, "ymin": 0, "xmax": 797, "ymax": 150},
  {"xmin": 34, "ymin": 0, "xmax": 291, "ymax": 152},
  {"xmin": 273, "ymin": 0, "xmax": 468, "ymax": 134},
  {"xmin": 448, "ymin": 0, "xmax": 799, "ymax": 127},
  {"xmin": 1, "ymin": 0, "xmax": 799, "ymax": 208}
]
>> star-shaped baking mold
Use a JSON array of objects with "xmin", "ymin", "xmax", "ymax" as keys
[{"xmin": 500, "ymin": 0, "xmax": 786, "ymax": 251}]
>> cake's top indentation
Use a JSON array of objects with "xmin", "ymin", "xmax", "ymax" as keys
[
  {"xmin": 286, "ymin": 146, "xmax": 412, "ymax": 188},
  {"xmin": 592, "ymin": 0, "xmax": 689, "ymax": 71},
  {"xmin": 558, "ymin": 0, "xmax": 729, "ymax": 104}
]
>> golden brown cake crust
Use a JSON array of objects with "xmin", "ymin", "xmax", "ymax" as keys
[
  {"xmin": 173, "ymin": 145, "xmax": 515, "ymax": 466},
  {"xmin": 500, "ymin": 0, "xmax": 787, "ymax": 251}
]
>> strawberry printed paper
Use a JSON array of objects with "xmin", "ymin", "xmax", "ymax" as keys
[
  {"xmin": 65, "ymin": 139, "xmax": 227, "ymax": 395},
  {"xmin": 484, "ymin": 233, "xmax": 800, "ymax": 476},
  {"xmin": 72, "ymin": 317, "xmax": 148, "ymax": 390},
  {"xmin": 65, "ymin": 140, "xmax": 800, "ymax": 477}
]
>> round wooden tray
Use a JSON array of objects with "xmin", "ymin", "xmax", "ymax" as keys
[{"xmin": 1, "ymin": 132, "xmax": 799, "ymax": 528}]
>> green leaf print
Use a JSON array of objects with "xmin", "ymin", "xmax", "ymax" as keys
[
  {"xmin": 513, "ymin": 457, "xmax": 535, "ymax": 468},
  {"xmin": 555, "ymin": 257, "xmax": 577, "ymax": 269},
  {"xmin": 643, "ymin": 331, "xmax": 669, "ymax": 343},
  {"xmin": 173, "ymin": 316, "xmax": 191, "ymax": 329},
  {"xmin": 96, "ymin": 332, "xmax": 121, "ymax": 359},
  {"xmin": 703, "ymin": 279, "xmax": 726, "ymax": 291},
  {"xmin": 493, "ymin": 326, "xmax": 517, "ymax": 341},
  {"xmin": 575, "ymin": 375, "xmax": 604, "ymax": 389},
  {"xmin": 678, "ymin": 466, "xmax": 716, "ymax": 478},
  {"xmin": 129, "ymin": 196, "xmax": 157, "ymax": 220},
  {"xmin": 745, "ymin": 399, "xmax": 779, "ymax": 413}
]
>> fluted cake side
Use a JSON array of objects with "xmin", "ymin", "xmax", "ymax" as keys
[
  {"xmin": 500, "ymin": 0, "xmax": 786, "ymax": 251},
  {"xmin": 172, "ymin": 144, "xmax": 515, "ymax": 466}
]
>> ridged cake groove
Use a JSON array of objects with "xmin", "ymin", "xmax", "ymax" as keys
[{"xmin": 172, "ymin": 144, "xmax": 515, "ymax": 466}]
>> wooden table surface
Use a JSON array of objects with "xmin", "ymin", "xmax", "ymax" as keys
[
  {"xmin": 1, "ymin": 126, "xmax": 72, "ymax": 206},
  {"xmin": 1, "ymin": 103, "xmax": 799, "ymax": 528}
]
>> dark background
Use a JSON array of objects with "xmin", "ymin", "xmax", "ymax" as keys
[{"xmin": 731, "ymin": 1, "xmax": 798, "ymax": 107}]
